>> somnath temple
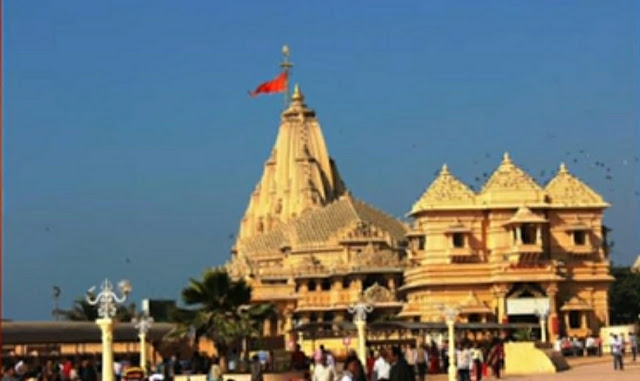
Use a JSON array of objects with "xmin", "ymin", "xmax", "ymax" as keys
[{"xmin": 226, "ymin": 85, "xmax": 613, "ymax": 344}]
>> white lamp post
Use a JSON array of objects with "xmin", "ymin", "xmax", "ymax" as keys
[
  {"xmin": 86, "ymin": 279, "xmax": 131, "ymax": 381},
  {"xmin": 437, "ymin": 305, "xmax": 460, "ymax": 381},
  {"xmin": 132, "ymin": 313, "xmax": 154, "ymax": 374},
  {"xmin": 348, "ymin": 301, "xmax": 373, "ymax": 368},
  {"xmin": 535, "ymin": 308, "xmax": 549, "ymax": 343}
]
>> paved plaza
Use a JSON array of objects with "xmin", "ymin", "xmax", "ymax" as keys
[{"xmin": 427, "ymin": 357, "xmax": 640, "ymax": 381}]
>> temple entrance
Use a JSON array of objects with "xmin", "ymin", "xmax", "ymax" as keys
[{"xmin": 506, "ymin": 283, "xmax": 548, "ymax": 340}]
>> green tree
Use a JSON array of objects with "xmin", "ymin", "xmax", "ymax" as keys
[
  {"xmin": 171, "ymin": 267, "xmax": 274, "ymax": 365},
  {"xmin": 609, "ymin": 266, "xmax": 640, "ymax": 325}
]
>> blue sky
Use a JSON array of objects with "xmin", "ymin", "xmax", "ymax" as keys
[{"xmin": 3, "ymin": 1, "xmax": 639, "ymax": 320}]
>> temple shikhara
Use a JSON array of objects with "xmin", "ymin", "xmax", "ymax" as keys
[{"xmin": 226, "ymin": 82, "xmax": 612, "ymax": 345}]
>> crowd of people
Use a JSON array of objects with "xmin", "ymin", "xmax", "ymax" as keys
[
  {"xmin": 285, "ymin": 339, "xmax": 506, "ymax": 381},
  {"xmin": 1, "ymin": 357, "xmax": 100, "ymax": 381},
  {"xmin": 553, "ymin": 332, "xmax": 638, "ymax": 371},
  {"xmin": 5, "ymin": 331, "xmax": 639, "ymax": 381}
]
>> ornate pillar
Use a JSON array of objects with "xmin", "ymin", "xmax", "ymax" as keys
[
  {"xmin": 581, "ymin": 312, "xmax": 587, "ymax": 329},
  {"xmin": 353, "ymin": 276, "xmax": 364, "ymax": 291},
  {"xmin": 283, "ymin": 311, "xmax": 294, "ymax": 346},
  {"xmin": 546, "ymin": 284, "xmax": 558, "ymax": 340},
  {"xmin": 264, "ymin": 318, "xmax": 273, "ymax": 336},
  {"xmin": 97, "ymin": 318, "xmax": 114, "ymax": 381},
  {"xmin": 133, "ymin": 314, "xmax": 154, "ymax": 374},
  {"xmin": 388, "ymin": 277, "xmax": 396, "ymax": 291},
  {"xmin": 515, "ymin": 227, "xmax": 522, "ymax": 245},
  {"xmin": 493, "ymin": 285, "xmax": 508, "ymax": 323},
  {"xmin": 536, "ymin": 226, "xmax": 542, "ymax": 245},
  {"xmin": 139, "ymin": 332, "xmax": 147, "ymax": 372},
  {"xmin": 444, "ymin": 309, "xmax": 459, "ymax": 381},
  {"xmin": 355, "ymin": 321, "xmax": 367, "ymax": 367}
]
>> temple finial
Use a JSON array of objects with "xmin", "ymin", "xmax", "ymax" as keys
[
  {"xmin": 559, "ymin": 162, "xmax": 568, "ymax": 173},
  {"xmin": 292, "ymin": 83, "xmax": 304, "ymax": 103},
  {"xmin": 280, "ymin": 45, "xmax": 293, "ymax": 108},
  {"xmin": 502, "ymin": 152, "xmax": 511, "ymax": 163},
  {"xmin": 441, "ymin": 164, "xmax": 449, "ymax": 174}
]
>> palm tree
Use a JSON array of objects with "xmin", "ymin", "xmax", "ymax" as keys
[
  {"xmin": 57, "ymin": 297, "xmax": 98, "ymax": 321},
  {"xmin": 170, "ymin": 267, "xmax": 275, "ymax": 367},
  {"xmin": 237, "ymin": 303, "xmax": 276, "ymax": 358}
]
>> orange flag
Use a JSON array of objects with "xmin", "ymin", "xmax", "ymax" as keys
[{"xmin": 249, "ymin": 72, "xmax": 287, "ymax": 97}]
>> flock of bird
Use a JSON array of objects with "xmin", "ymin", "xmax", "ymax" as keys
[{"xmin": 430, "ymin": 149, "xmax": 639, "ymax": 196}]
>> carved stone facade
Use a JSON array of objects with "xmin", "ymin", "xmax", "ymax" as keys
[
  {"xmin": 226, "ymin": 88, "xmax": 612, "ymax": 342},
  {"xmin": 227, "ymin": 87, "xmax": 408, "ymax": 337},
  {"xmin": 401, "ymin": 153, "xmax": 613, "ymax": 339}
]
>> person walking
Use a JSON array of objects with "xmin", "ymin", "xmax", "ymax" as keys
[
  {"xmin": 341, "ymin": 358, "xmax": 361, "ymax": 381},
  {"xmin": 415, "ymin": 345, "xmax": 428, "ymax": 381},
  {"xmin": 372, "ymin": 348, "xmax": 391, "ymax": 381},
  {"xmin": 389, "ymin": 347, "xmax": 414, "ymax": 381},
  {"xmin": 312, "ymin": 351, "xmax": 337, "ymax": 381},
  {"xmin": 471, "ymin": 344, "xmax": 483, "ymax": 381},
  {"xmin": 456, "ymin": 344, "xmax": 471, "ymax": 381},
  {"xmin": 250, "ymin": 355, "xmax": 263, "ymax": 381},
  {"xmin": 611, "ymin": 334, "xmax": 624, "ymax": 371},
  {"xmin": 628, "ymin": 332, "xmax": 638, "ymax": 362},
  {"xmin": 486, "ymin": 341, "xmax": 503, "ymax": 379}
]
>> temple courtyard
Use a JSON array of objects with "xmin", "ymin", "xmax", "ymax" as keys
[{"xmin": 427, "ymin": 357, "xmax": 640, "ymax": 380}]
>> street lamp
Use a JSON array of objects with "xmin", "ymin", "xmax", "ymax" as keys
[
  {"xmin": 535, "ymin": 307, "xmax": 549, "ymax": 343},
  {"xmin": 437, "ymin": 304, "xmax": 460, "ymax": 381},
  {"xmin": 86, "ymin": 279, "xmax": 131, "ymax": 381},
  {"xmin": 132, "ymin": 313, "xmax": 154, "ymax": 373},
  {"xmin": 348, "ymin": 301, "xmax": 373, "ymax": 368}
]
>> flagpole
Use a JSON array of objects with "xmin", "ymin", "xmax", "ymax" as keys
[{"xmin": 280, "ymin": 45, "xmax": 293, "ymax": 109}]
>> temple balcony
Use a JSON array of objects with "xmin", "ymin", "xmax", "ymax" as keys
[
  {"xmin": 447, "ymin": 247, "xmax": 474, "ymax": 257},
  {"xmin": 568, "ymin": 245, "xmax": 595, "ymax": 255},
  {"xmin": 503, "ymin": 206, "xmax": 548, "ymax": 263},
  {"xmin": 252, "ymin": 286, "xmax": 297, "ymax": 301},
  {"xmin": 298, "ymin": 291, "xmax": 332, "ymax": 307},
  {"xmin": 297, "ymin": 290, "xmax": 362, "ymax": 308}
]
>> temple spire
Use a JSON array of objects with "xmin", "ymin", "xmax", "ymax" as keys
[{"xmin": 237, "ymin": 86, "xmax": 347, "ymax": 241}]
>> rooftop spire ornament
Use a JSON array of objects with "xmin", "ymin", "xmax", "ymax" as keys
[
  {"xmin": 249, "ymin": 44, "xmax": 294, "ymax": 110},
  {"xmin": 280, "ymin": 45, "xmax": 293, "ymax": 107}
]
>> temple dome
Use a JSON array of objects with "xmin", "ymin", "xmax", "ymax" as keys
[
  {"xmin": 545, "ymin": 163, "xmax": 609, "ymax": 208},
  {"xmin": 410, "ymin": 164, "xmax": 476, "ymax": 214},
  {"xmin": 478, "ymin": 152, "xmax": 547, "ymax": 207}
]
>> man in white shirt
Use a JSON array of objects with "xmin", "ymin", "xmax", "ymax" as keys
[
  {"xmin": 456, "ymin": 344, "xmax": 471, "ymax": 381},
  {"xmin": 312, "ymin": 352, "xmax": 337, "ymax": 381},
  {"xmin": 585, "ymin": 336, "xmax": 595, "ymax": 356},
  {"xmin": 611, "ymin": 334, "xmax": 624, "ymax": 370},
  {"xmin": 113, "ymin": 361, "xmax": 122, "ymax": 381},
  {"xmin": 372, "ymin": 349, "xmax": 391, "ymax": 381}
]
